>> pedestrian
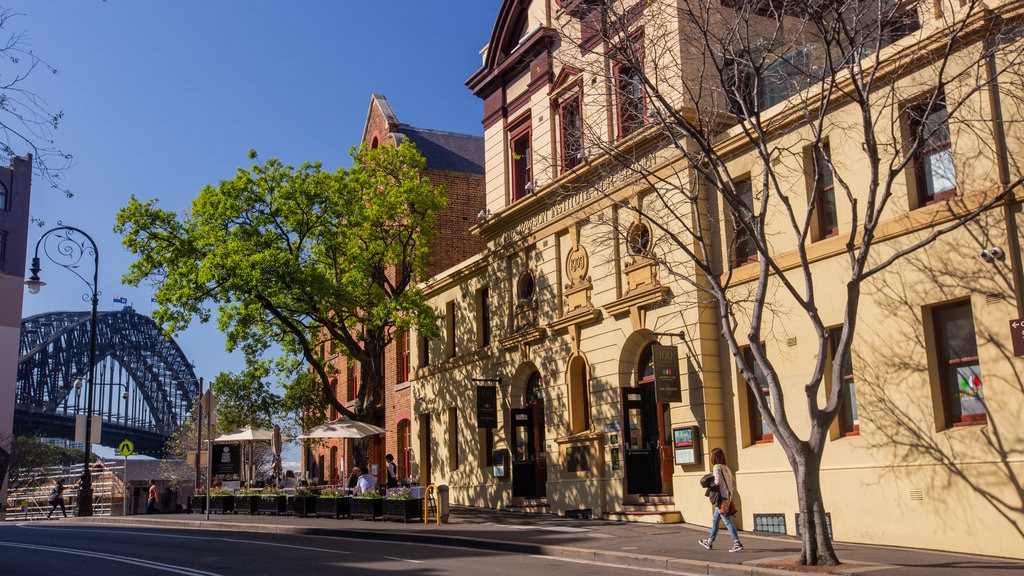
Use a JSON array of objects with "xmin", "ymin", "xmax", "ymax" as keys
[
  {"xmin": 698, "ymin": 447, "xmax": 743, "ymax": 552},
  {"xmin": 146, "ymin": 479, "xmax": 160, "ymax": 514},
  {"xmin": 385, "ymin": 454, "xmax": 398, "ymax": 488},
  {"xmin": 281, "ymin": 470, "xmax": 298, "ymax": 493},
  {"xmin": 46, "ymin": 478, "xmax": 67, "ymax": 519}
]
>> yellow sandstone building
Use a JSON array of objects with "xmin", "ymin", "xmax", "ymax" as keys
[{"xmin": 404, "ymin": 0, "xmax": 1024, "ymax": 558}]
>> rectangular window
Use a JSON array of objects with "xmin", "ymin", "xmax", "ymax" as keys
[
  {"xmin": 510, "ymin": 121, "xmax": 533, "ymax": 202},
  {"xmin": 732, "ymin": 178, "xmax": 758, "ymax": 266},
  {"xmin": 419, "ymin": 334, "xmax": 430, "ymax": 368},
  {"xmin": 615, "ymin": 62, "xmax": 644, "ymax": 139},
  {"xmin": 882, "ymin": 6, "xmax": 920, "ymax": 46},
  {"xmin": 445, "ymin": 300, "xmax": 456, "ymax": 359},
  {"xmin": 827, "ymin": 327, "xmax": 858, "ymax": 436},
  {"xmin": 0, "ymin": 182, "xmax": 7, "ymax": 211},
  {"xmin": 909, "ymin": 97, "xmax": 956, "ymax": 206},
  {"xmin": 398, "ymin": 331, "xmax": 410, "ymax": 384},
  {"xmin": 812, "ymin": 143, "xmax": 838, "ymax": 240},
  {"xmin": 933, "ymin": 301, "xmax": 986, "ymax": 427},
  {"xmin": 0, "ymin": 230, "xmax": 6, "ymax": 274},
  {"xmin": 742, "ymin": 347, "xmax": 773, "ymax": 444},
  {"xmin": 559, "ymin": 95, "xmax": 583, "ymax": 172},
  {"xmin": 448, "ymin": 406, "xmax": 459, "ymax": 471},
  {"xmin": 476, "ymin": 287, "xmax": 491, "ymax": 349}
]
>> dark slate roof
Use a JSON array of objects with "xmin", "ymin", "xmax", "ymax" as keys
[{"xmin": 396, "ymin": 127, "xmax": 485, "ymax": 175}]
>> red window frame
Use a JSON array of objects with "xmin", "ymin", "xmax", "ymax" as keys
[
  {"xmin": 559, "ymin": 95, "xmax": 584, "ymax": 172},
  {"xmin": 813, "ymin": 144, "xmax": 838, "ymax": 239},
  {"xmin": 909, "ymin": 98, "xmax": 957, "ymax": 206},
  {"xmin": 615, "ymin": 61, "xmax": 644, "ymax": 139},
  {"xmin": 509, "ymin": 121, "xmax": 533, "ymax": 202},
  {"xmin": 934, "ymin": 301, "xmax": 986, "ymax": 427},
  {"xmin": 732, "ymin": 179, "xmax": 758, "ymax": 266},
  {"xmin": 347, "ymin": 363, "xmax": 358, "ymax": 400}
]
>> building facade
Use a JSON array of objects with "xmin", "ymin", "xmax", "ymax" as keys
[
  {"xmin": 0, "ymin": 154, "xmax": 34, "ymax": 519},
  {"xmin": 304, "ymin": 95, "xmax": 485, "ymax": 487},
  {"xmin": 406, "ymin": 0, "xmax": 1024, "ymax": 559}
]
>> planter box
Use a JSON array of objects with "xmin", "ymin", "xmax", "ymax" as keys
[
  {"xmin": 235, "ymin": 495, "xmax": 259, "ymax": 515},
  {"xmin": 383, "ymin": 498, "xmax": 423, "ymax": 523},
  {"xmin": 256, "ymin": 495, "xmax": 287, "ymax": 515},
  {"xmin": 187, "ymin": 496, "xmax": 205, "ymax": 514},
  {"xmin": 208, "ymin": 495, "xmax": 234, "ymax": 514},
  {"xmin": 315, "ymin": 496, "xmax": 350, "ymax": 519},
  {"xmin": 288, "ymin": 495, "xmax": 317, "ymax": 517},
  {"xmin": 350, "ymin": 497, "xmax": 383, "ymax": 520}
]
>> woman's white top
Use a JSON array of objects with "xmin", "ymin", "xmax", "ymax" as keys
[{"xmin": 713, "ymin": 463, "xmax": 735, "ymax": 500}]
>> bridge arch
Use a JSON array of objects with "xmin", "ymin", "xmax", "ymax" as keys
[{"xmin": 17, "ymin": 307, "xmax": 200, "ymax": 456}]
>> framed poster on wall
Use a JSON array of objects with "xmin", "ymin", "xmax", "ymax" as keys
[{"xmin": 672, "ymin": 426, "xmax": 700, "ymax": 465}]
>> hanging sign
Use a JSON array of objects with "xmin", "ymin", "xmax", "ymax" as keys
[
  {"xmin": 653, "ymin": 344, "xmax": 682, "ymax": 403},
  {"xmin": 477, "ymin": 385, "xmax": 498, "ymax": 429}
]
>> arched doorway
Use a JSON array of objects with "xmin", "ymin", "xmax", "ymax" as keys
[
  {"xmin": 622, "ymin": 342, "xmax": 672, "ymax": 495},
  {"xmin": 511, "ymin": 371, "xmax": 547, "ymax": 498}
]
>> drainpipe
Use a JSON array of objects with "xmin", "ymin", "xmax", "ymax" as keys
[{"xmin": 985, "ymin": 24, "xmax": 1024, "ymax": 317}]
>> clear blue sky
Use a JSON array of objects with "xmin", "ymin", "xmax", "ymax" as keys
[{"xmin": 14, "ymin": 0, "xmax": 500, "ymax": 381}]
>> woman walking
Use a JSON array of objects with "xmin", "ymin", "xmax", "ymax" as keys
[
  {"xmin": 698, "ymin": 447, "xmax": 743, "ymax": 552},
  {"xmin": 46, "ymin": 478, "xmax": 67, "ymax": 519}
]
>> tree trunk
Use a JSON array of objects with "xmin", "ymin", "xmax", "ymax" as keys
[{"xmin": 794, "ymin": 454, "xmax": 839, "ymax": 565}]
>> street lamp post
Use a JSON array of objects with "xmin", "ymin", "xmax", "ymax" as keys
[{"xmin": 25, "ymin": 224, "xmax": 100, "ymax": 517}]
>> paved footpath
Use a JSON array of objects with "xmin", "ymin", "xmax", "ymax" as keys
[{"xmin": 51, "ymin": 506, "xmax": 1023, "ymax": 576}]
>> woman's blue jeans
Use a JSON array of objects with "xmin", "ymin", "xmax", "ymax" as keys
[{"xmin": 709, "ymin": 506, "xmax": 739, "ymax": 542}]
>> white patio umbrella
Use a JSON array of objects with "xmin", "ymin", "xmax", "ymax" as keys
[
  {"xmin": 213, "ymin": 425, "xmax": 275, "ymax": 442},
  {"xmin": 298, "ymin": 416, "xmax": 386, "ymax": 439},
  {"xmin": 213, "ymin": 426, "xmax": 276, "ymax": 485}
]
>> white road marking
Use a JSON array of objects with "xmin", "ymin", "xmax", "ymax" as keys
[
  {"xmin": 0, "ymin": 541, "xmax": 223, "ymax": 576},
  {"xmin": 18, "ymin": 524, "xmax": 351, "ymax": 555}
]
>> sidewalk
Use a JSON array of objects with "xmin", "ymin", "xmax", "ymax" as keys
[{"xmin": 56, "ymin": 505, "xmax": 1023, "ymax": 576}]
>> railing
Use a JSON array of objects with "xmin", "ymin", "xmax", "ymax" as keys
[{"xmin": 5, "ymin": 464, "xmax": 127, "ymax": 520}]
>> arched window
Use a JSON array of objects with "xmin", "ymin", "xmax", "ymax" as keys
[
  {"xmin": 638, "ymin": 343, "xmax": 656, "ymax": 384},
  {"xmin": 525, "ymin": 371, "xmax": 544, "ymax": 405},
  {"xmin": 567, "ymin": 356, "xmax": 591, "ymax": 434},
  {"xmin": 397, "ymin": 419, "xmax": 411, "ymax": 481}
]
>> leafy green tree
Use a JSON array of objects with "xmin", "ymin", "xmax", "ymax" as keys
[{"xmin": 115, "ymin": 142, "xmax": 446, "ymax": 434}]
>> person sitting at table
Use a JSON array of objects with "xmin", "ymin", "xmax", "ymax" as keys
[
  {"xmin": 347, "ymin": 467, "xmax": 361, "ymax": 490},
  {"xmin": 281, "ymin": 470, "xmax": 298, "ymax": 493},
  {"xmin": 355, "ymin": 468, "xmax": 377, "ymax": 494}
]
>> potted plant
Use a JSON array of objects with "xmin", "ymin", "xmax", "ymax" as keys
[
  {"xmin": 288, "ymin": 489, "xmax": 317, "ymax": 517},
  {"xmin": 206, "ymin": 487, "xmax": 234, "ymax": 514},
  {"xmin": 315, "ymin": 488, "xmax": 350, "ymax": 519},
  {"xmin": 234, "ymin": 489, "xmax": 260, "ymax": 515},
  {"xmin": 382, "ymin": 486, "xmax": 423, "ymax": 523},
  {"xmin": 187, "ymin": 492, "xmax": 206, "ymax": 514},
  {"xmin": 256, "ymin": 488, "xmax": 287, "ymax": 515},
  {"xmin": 350, "ymin": 489, "xmax": 383, "ymax": 520}
]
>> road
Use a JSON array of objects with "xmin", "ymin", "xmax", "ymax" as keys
[{"xmin": 0, "ymin": 523, "xmax": 677, "ymax": 576}]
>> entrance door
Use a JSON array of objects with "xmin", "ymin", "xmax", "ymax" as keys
[
  {"xmin": 622, "ymin": 386, "xmax": 662, "ymax": 494},
  {"xmin": 511, "ymin": 407, "xmax": 546, "ymax": 497}
]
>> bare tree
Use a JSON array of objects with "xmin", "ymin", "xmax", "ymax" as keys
[
  {"xmin": 553, "ymin": 0, "xmax": 1024, "ymax": 565},
  {"xmin": 0, "ymin": 7, "xmax": 72, "ymax": 199}
]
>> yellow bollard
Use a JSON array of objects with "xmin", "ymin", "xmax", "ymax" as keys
[{"xmin": 423, "ymin": 484, "xmax": 440, "ymax": 525}]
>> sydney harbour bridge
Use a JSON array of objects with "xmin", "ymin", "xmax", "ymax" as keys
[{"xmin": 16, "ymin": 307, "xmax": 200, "ymax": 457}]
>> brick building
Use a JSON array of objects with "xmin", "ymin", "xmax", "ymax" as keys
[{"xmin": 304, "ymin": 95, "xmax": 484, "ymax": 486}]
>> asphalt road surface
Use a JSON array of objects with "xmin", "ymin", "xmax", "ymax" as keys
[{"xmin": 0, "ymin": 522, "xmax": 677, "ymax": 576}]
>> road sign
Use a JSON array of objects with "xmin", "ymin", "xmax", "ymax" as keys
[
  {"xmin": 118, "ymin": 439, "xmax": 134, "ymax": 457},
  {"xmin": 1011, "ymin": 318, "xmax": 1024, "ymax": 357}
]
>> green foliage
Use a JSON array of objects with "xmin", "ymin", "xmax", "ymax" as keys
[
  {"xmin": 8, "ymin": 437, "xmax": 85, "ymax": 485},
  {"xmin": 115, "ymin": 141, "xmax": 447, "ymax": 422},
  {"xmin": 210, "ymin": 366, "xmax": 282, "ymax": 433}
]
